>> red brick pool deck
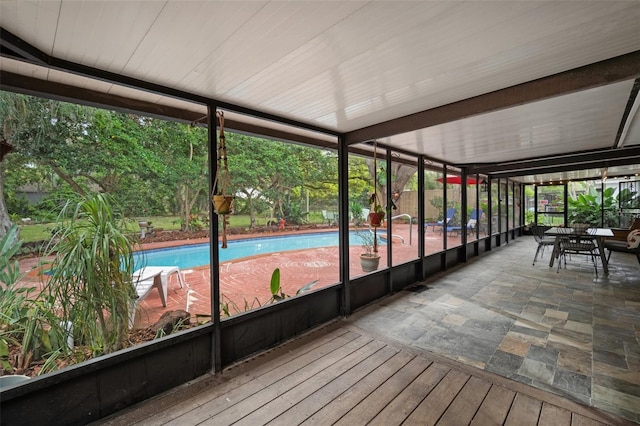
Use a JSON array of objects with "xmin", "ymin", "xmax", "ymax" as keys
[{"xmin": 19, "ymin": 225, "xmax": 471, "ymax": 328}]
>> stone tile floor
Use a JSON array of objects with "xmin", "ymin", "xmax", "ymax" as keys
[{"xmin": 347, "ymin": 237, "xmax": 640, "ymax": 423}]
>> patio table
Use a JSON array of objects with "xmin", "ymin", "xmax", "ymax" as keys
[{"xmin": 545, "ymin": 227, "xmax": 613, "ymax": 274}]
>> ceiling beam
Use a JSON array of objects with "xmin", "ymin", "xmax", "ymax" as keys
[
  {"xmin": 0, "ymin": 27, "xmax": 48, "ymax": 65},
  {"xmin": 466, "ymin": 146, "xmax": 640, "ymax": 178},
  {"xmin": 615, "ymin": 78, "xmax": 640, "ymax": 148},
  {"xmin": 345, "ymin": 50, "xmax": 640, "ymax": 145}
]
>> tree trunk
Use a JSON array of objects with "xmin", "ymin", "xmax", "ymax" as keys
[
  {"xmin": 390, "ymin": 163, "xmax": 417, "ymax": 205},
  {"xmin": 0, "ymin": 163, "xmax": 13, "ymax": 238},
  {"xmin": 246, "ymin": 193, "xmax": 255, "ymax": 228},
  {"xmin": 366, "ymin": 159, "xmax": 418, "ymax": 207}
]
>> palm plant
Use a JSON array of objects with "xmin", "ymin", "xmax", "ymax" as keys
[{"xmin": 43, "ymin": 193, "xmax": 136, "ymax": 355}]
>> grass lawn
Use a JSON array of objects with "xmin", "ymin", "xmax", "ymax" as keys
[{"xmin": 17, "ymin": 213, "xmax": 327, "ymax": 243}]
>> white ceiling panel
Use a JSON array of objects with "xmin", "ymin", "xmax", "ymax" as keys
[
  {"xmin": 385, "ymin": 80, "xmax": 634, "ymax": 164},
  {"xmin": 124, "ymin": 2, "xmax": 265, "ymax": 87},
  {"xmin": 1, "ymin": 0, "xmax": 639, "ymax": 183},
  {"xmin": 52, "ymin": 2, "xmax": 165, "ymax": 72},
  {"xmin": 0, "ymin": 0, "xmax": 60, "ymax": 55}
]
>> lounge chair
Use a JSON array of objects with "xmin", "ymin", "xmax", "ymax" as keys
[
  {"xmin": 446, "ymin": 209, "xmax": 482, "ymax": 235},
  {"xmin": 133, "ymin": 266, "xmax": 185, "ymax": 305},
  {"xmin": 129, "ymin": 266, "xmax": 186, "ymax": 327},
  {"xmin": 426, "ymin": 207, "xmax": 456, "ymax": 232}
]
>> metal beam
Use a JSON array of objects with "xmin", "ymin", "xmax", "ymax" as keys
[
  {"xmin": 0, "ymin": 27, "xmax": 340, "ymax": 138},
  {"xmin": 0, "ymin": 70, "xmax": 205, "ymax": 123},
  {"xmin": 345, "ymin": 50, "xmax": 640, "ymax": 144},
  {"xmin": 1, "ymin": 70, "xmax": 340, "ymax": 150}
]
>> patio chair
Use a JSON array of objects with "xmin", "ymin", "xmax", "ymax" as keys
[
  {"xmin": 556, "ymin": 227, "xmax": 599, "ymax": 276},
  {"xmin": 606, "ymin": 217, "xmax": 640, "ymax": 242},
  {"xmin": 531, "ymin": 224, "xmax": 554, "ymax": 265}
]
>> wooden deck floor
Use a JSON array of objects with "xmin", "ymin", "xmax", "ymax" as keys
[{"xmin": 97, "ymin": 322, "xmax": 633, "ymax": 426}]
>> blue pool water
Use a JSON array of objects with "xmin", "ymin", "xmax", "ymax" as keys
[{"xmin": 134, "ymin": 231, "xmax": 384, "ymax": 269}]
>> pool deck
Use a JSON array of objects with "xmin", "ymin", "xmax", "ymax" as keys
[
  {"xmin": 18, "ymin": 224, "xmax": 461, "ymax": 328},
  {"xmin": 99, "ymin": 234, "xmax": 640, "ymax": 424}
]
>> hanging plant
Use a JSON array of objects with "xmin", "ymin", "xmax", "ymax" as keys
[
  {"xmin": 367, "ymin": 142, "xmax": 396, "ymax": 252},
  {"xmin": 368, "ymin": 142, "xmax": 382, "ymax": 253},
  {"xmin": 211, "ymin": 111, "xmax": 234, "ymax": 248}
]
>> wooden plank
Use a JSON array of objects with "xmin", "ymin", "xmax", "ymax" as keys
[
  {"xmin": 268, "ymin": 345, "xmax": 400, "ymax": 425},
  {"xmin": 333, "ymin": 355, "xmax": 434, "ymax": 425},
  {"xmin": 571, "ymin": 413, "xmax": 607, "ymax": 426},
  {"xmin": 539, "ymin": 402, "xmax": 572, "ymax": 426},
  {"xmin": 403, "ymin": 369, "xmax": 470, "ymax": 425},
  {"xmin": 167, "ymin": 334, "xmax": 373, "ymax": 425},
  {"xmin": 230, "ymin": 340, "xmax": 389, "ymax": 425},
  {"xmin": 369, "ymin": 362, "xmax": 451, "ymax": 425},
  {"xmin": 300, "ymin": 350, "xmax": 415, "ymax": 425},
  {"xmin": 136, "ymin": 326, "xmax": 358, "ymax": 425},
  {"xmin": 436, "ymin": 376, "xmax": 492, "ymax": 425},
  {"xmin": 504, "ymin": 393, "xmax": 542, "ymax": 426},
  {"xmin": 469, "ymin": 385, "xmax": 516, "ymax": 426},
  {"xmin": 98, "ymin": 322, "xmax": 636, "ymax": 426}
]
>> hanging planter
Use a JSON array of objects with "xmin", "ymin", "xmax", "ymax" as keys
[
  {"xmin": 211, "ymin": 194, "xmax": 234, "ymax": 215},
  {"xmin": 368, "ymin": 210, "xmax": 385, "ymax": 227},
  {"xmin": 369, "ymin": 142, "xmax": 382, "ymax": 253},
  {"xmin": 366, "ymin": 141, "xmax": 397, "ymax": 252},
  {"xmin": 211, "ymin": 111, "xmax": 234, "ymax": 248}
]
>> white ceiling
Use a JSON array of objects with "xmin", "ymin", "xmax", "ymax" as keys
[{"xmin": 1, "ymin": 0, "xmax": 639, "ymax": 182}]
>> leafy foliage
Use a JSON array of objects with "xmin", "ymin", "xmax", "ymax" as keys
[
  {"xmin": 0, "ymin": 225, "xmax": 67, "ymax": 375},
  {"xmin": 357, "ymin": 228, "xmax": 379, "ymax": 257},
  {"xmin": 568, "ymin": 186, "xmax": 618, "ymax": 227}
]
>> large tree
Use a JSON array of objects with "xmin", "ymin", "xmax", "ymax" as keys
[
  {"xmin": 144, "ymin": 119, "xmax": 208, "ymax": 229},
  {"xmin": 0, "ymin": 92, "xmax": 210, "ymax": 234},
  {"xmin": 226, "ymin": 134, "xmax": 339, "ymax": 226},
  {"xmin": 365, "ymin": 158, "xmax": 416, "ymax": 208}
]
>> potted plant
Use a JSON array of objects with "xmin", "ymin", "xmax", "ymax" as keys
[
  {"xmin": 211, "ymin": 111, "xmax": 234, "ymax": 247},
  {"xmin": 358, "ymin": 229, "xmax": 380, "ymax": 272}
]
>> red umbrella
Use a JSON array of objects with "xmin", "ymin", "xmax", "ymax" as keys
[{"xmin": 436, "ymin": 176, "xmax": 478, "ymax": 185}]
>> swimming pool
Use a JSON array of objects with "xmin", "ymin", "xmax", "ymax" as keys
[{"xmin": 134, "ymin": 231, "xmax": 384, "ymax": 269}]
